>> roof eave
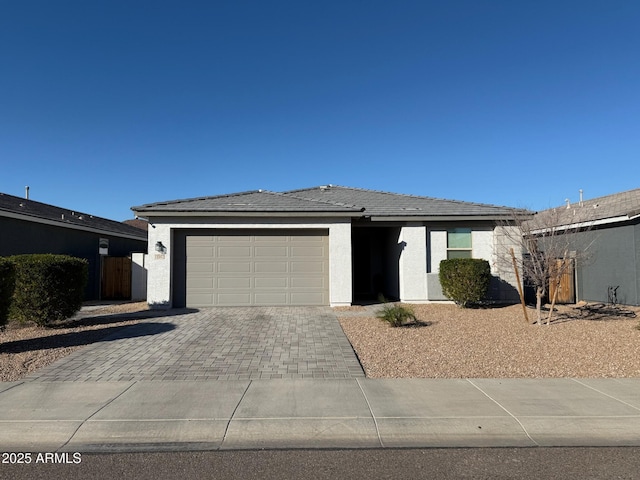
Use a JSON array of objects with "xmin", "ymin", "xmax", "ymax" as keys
[
  {"xmin": 530, "ymin": 213, "xmax": 640, "ymax": 234},
  {"xmin": 132, "ymin": 209, "xmax": 363, "ymax": 218},
  {"xmin": 1, "ymin": 210, "xmax": 148, "ymax": 241},
  {"xmin": 368, "ymin": 214, "xmax": 523, "ymax": 222}
]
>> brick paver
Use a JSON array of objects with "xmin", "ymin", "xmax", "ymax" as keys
[{"xmin": 28, "ymin": 307, "xmax": 365, "ymax": 381}]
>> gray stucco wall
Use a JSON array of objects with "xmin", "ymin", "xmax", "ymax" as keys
[
  {"xmin": 571, "ymin": 222, "xmax": 639, "ymax": 306},
  {"xmin": 0, "ymin": 217, "xmax": 147, "ymax": 300}
]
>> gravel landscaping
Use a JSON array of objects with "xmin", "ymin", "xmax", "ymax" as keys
[
  {"xmin": 1, "ymin": 301, "xmax": 639, "ymax": 381},
  {"xmin": 337, "ymin": 303, "xmax": 640, "ymax": 378}
]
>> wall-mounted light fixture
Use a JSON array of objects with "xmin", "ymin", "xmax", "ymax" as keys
[{"xmin": 155, "ymin": 241, "xmax": 167, "ymax": 253}]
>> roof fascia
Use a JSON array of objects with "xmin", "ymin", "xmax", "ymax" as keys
[{"xmin": 1, "ymin": 210, "xmax": 147, "ymax": 241}]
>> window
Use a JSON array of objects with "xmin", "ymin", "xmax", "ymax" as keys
[{"xmin": 447, "ymin": 228, "xmax": 472, "ymax": 259}]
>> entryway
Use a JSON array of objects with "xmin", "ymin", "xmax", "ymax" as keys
[{"xmin": 351, "ymin": 226, "xmax": 401, "ymax": 302}]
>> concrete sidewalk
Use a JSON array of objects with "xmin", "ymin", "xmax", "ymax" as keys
[{"xmin": 1, "ymin": 378, "xmax": 639, "ymax": 452}]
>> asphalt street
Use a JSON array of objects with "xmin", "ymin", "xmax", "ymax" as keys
[{"xmin": 2, "ymin": 448, "xmax": 640, "ymax": 480}]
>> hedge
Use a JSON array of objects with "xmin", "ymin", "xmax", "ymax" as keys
[
  {"xmin": 0, "ymin": 258, "xmax": 16, "ymax": 326},
  {"xmin": 9, "ymin": 254, "xmax": 88, "ymax": 325},
  {"xmin": 439, "ymin": 258, "xmax": 491, "ymax": 308}
]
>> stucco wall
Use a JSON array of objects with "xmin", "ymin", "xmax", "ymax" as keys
[
  {"xmin": 0, "ymin": 216, "xmax": 147, "ymax": 300},
  {"xmin": 398, "ymin": 224, "xmax": 428, "ymax": 302},
  {"xmin": 131, "ymin": 253, "xmax": 147, "ymax": 301},
  {"xmin": 145, "ymin": 216, "xmax": 353, "ymax": 308},
  {"xmin": 427, "ymin": 224, "xmax": 520, "ymax": 302},
  {"xmin": 570, "ymin": 223, "xmax": 639, "ymax": 306}
]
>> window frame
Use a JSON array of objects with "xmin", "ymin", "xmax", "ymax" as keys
[{"xmin": 446, "ymin": 228, "xmax": 472, "ymax": 259}]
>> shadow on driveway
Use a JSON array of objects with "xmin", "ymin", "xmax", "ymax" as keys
[
  {"xmin": 60, "ymin": 308, "xmax": 199, "ymax": 328},
  {"xmin": 0, "ymin": 322, "xmax": 177, "ymax": 354}
]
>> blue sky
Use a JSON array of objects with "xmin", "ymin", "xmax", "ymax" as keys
[{"xmin": 1, "ymin": 1, "xmax": 639, "ymax": 221}]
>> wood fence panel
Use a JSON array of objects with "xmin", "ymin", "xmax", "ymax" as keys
[
  {"xmin": 549, "ymin": 258, "xmax": 575, "ymax": 304},
  {"xmin": 101, "ymin": 257, "xmax": 132, "ymax": 300}
]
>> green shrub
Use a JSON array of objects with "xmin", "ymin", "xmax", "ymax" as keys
[
  {"xmin": 0, "ymin": 258, "xmax": 16, "ymax": 327},
  {"xmin": 9, "ymin": 254, "xmax": 88, "ymax": 326},
  {"xmin": 377, "ymin": 303, "xmax": 417, "ymax": 327},
  {"xmin": 439, "ymin": 258, "xmax": 491, "ymax": 308}
]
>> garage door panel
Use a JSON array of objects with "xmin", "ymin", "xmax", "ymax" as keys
[
  {"xmin": 255, "ymin": 246, "xmax": 288, "ymax": 257},
  {"xmin": 290, "ymin": 293, "xmax": 325, "ymax": 305},
  {"xmin": 255, "ymin": 262, "xmax": 288, "ymax": 273},
  {"xmin": 291, "ymin": 261, "xmax": 325, "ymax": 273},
  {"xmin": 218, "ymin": 262, "xmax": 252, "ymax": 273},
  {"xmin": 218, "ymin": 236, "xmax": 252, "ymax": 243},
  {"xmin": 187, "ymin": 293, "xmax": 215, "ymax": 305},
  {"xmin": 218, "ymin": 246, "xmax": 252, "ymax": 257},
  {"xmin": 187, "ymin": 262, "xmax": 215, "ymax": 273},
  {"xmin": 217, "ymin": 277, "xmax": 252, "ymax": 289},
  {"xmin": 187, "ymin": 246, "xmax": 215, "ymax": 257},
  {"xmin": 290, "ymin": 234, "xmax": 324, "ymax": 242},
  {"xmin": 255, "ymin": 277, "xmax": 288, "ymax": 288},
  {"xmin": 254, "ymin": 293, "xmax": 288, "ymax": 305},
  {"xmin": 187, "ymin": 277, "xmax": 214, "ymax": 289},
  {"xmin": 184, "ymin": 229, "xmax": 328, "ymax": 306},
  {"xmin": 291, "ymin": 246, "xmax": 325, "ymax": 257},
  {"xmin": 217, "ymin": 293, "xmax": 252, "ymax": 305},
  {"xmin": 291, "ymin": 277, "xmax": 325, "ymax": 288},
  {"xmin": 255, "ymin": 235, "xmax": 290, "ymax": 242},
  {"xmin": 186, "ymin": 236, "xmax": 215, "ymax": 245}
]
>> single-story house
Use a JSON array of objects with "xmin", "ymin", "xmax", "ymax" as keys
[
  {"xmin": 133, "ymin": 185, "xmax": 526, "ymax": 308},
  {"xmin": 0, "ymin": 192, "xmax": 148, "ymax": 300},
  {"xmin": 530, "ymin": 188, "xmax": 640, "ymax": 306}
]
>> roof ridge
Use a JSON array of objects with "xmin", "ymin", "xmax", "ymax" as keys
[{"xmin": 281, "ymin": 188, "xmax": 362, "ymax": 209}]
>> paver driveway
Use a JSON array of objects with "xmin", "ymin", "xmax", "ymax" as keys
[{"xmin": 28, "ymin": 307, "xmax": 365, "ymax": 381}]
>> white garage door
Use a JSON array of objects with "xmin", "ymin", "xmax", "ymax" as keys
[{"xmin": 185, "ymin": 230, "xmax": 329, "ymax": 306}]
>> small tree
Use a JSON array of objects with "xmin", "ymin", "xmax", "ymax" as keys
[
  {"xmin": 499, "ymin": 205, "xmax": 595, "ymax": 325},
  {"xmin": 439, "ymin": 258, "xmax": 491, "ymax": 307}
]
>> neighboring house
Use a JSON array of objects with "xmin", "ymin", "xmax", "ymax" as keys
[
  {"xmin": 531, "ymin": 188, "xmax": 640, "ymax": 306},
  {"xmin": 0, "ymin": 192, "xmax": 148, "ymax": 300},
  {"xmin": 133, "ymin": 185, "xmax": 525, "ymax": 308},
  {"xmin": 123, "ymin": 218, "xmax": 149, "ymax": 231}
]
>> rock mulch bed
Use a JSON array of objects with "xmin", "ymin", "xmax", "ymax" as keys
[{"xmin": 337, "ymin": 303, "xmax": 640, "ymax": 378}]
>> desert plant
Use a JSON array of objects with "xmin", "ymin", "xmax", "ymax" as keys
[
  {"xmin": 0, "ymin": 257, "xmax": 16, "ymax": 327},
  {"xmin": 439, "ymin": 258, "xmax": 491, "ymax": 307},
  {"xmin": 9, "ymin": 254, "xmax": 88, "ymax": 326},
  {"xmin": 377, "ymin": 303, "xmax": 417, "ymax": 327}
]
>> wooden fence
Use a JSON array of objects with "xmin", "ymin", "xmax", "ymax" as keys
[
  {"xmin": 549, "ymin": 258, "xmax": 575, "ymax": 304},
  {"xmin": 101, "ymin": 256, "xmax": 132, "ymax": 300}
]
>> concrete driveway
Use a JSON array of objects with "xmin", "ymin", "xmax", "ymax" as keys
[{"xmin": 28, "ymin": 307, "xmax": 365, "ymax": 381}]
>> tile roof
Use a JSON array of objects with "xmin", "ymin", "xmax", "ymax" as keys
[
  {"xmin": 134, "ymin": 185, "xmax": 524, "ymax": 219},
  {"xmin": 122, "ymin": 218, "xmax": 149, "ymax": 231},
  {"xmin": 133, "ymin": 190, "xmax": 363, "ymax": 214},
  {"xmin": 532, "ymin": 188, "xmax": 640, "ymax": 228},
  {"xmin": 284, "ymin": 185, "xmax": 523, "ymax": 218},
  {"xmin": 0, "ymin": 192, "xmax": 148, "ymax": 240}
]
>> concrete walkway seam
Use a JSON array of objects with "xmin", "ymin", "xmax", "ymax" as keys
[
  {"xmin": 570, "ymin": 378, "xmax": 640, "ymax": 412},
  {"xmin": 59, "ymin": 381, "xmax": 137, "ymax": 452},
  {"xmin": 355, "ymin": 378, "xmax": 384, "ymax": 448},
  {"xmin": 466, "ymin": 378, "xmax": 540, "ymax": 447},
  {"xmin": 221, "ymin": 380, "xmax": 252, "ymax": 447}
]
